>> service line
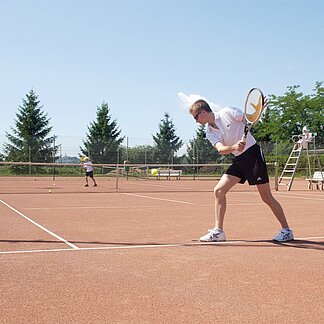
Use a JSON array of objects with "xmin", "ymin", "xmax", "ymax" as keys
[{"xmin": 122, "ymin": 193, "xmax": 193, "ymax": 205}]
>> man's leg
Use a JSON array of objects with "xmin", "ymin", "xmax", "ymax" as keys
[
  {"xmin": 199, "ymin": 174, "xmax": 240, "ymax": 242},
  {"xmin": 256, "ymin": 182, "xmax": 289, "ymax": 228},
  {"xmin": 214, "ymin": 174, "xmax": 241, "ymax": 230}
]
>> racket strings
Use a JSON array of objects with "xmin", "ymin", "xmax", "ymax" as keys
[{"xmin": 245, "ymin": 90, "xmax": 266, "ymax": 123}]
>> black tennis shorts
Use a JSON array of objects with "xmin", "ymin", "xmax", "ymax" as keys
[
  {"xmin": 86, "ymin": 171, "xmax": 94, "ymax": 178},
  {"xmin": 225, "ymin": 143, "xmax": 269, "ymax": 185}
]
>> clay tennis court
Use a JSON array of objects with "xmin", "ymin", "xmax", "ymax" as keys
[{"xmin": 0, "ymin": 176, "xmax": 323, "ymax": 323}]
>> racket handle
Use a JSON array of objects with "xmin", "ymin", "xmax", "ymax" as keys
[{"xmin": 241, "ymin": 125, "xmax": 248, "ymax": 141}]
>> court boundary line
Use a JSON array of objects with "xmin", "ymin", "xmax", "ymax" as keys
[
  {"xmin": 230, "ymin": 191, "xmax": 324, "ymax": 202},
  {"xmin": 122, "ymin": 193, "xmax": 193, "ymax": 205},
  {"xmin": 25, "ymin": 205, "xmax": 159, "ymax": 210},
  {"xmin": 0, "ymin": 199, "xmax": 79, "ymax": 250},
  {"xmin": 274, "ymin": 194, "xmax": 324, "ymax": 201},
  {"xmin": 0, "ymin": 235, "xmax": 323, "ymax": 256},
  {"xmin": 23, "ymin": 199, "xmax": 321, "ymax": 211}
]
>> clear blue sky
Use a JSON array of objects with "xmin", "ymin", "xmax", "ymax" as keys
[{"xmin": 1, "ymin": 0, "xmax": 323, "ymax": 156}]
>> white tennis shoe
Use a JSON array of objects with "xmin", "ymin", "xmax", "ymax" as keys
[
  {"xmin": 273, "ymin": 228, "xmax": 294, "ymax": 242},
  {"xmin": 199, "ymin": 228, "xmax": 226, "ymax": 242}
]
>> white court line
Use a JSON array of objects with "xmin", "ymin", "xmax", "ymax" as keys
[
  {"xmin": 126, "ymin": 181, "xmax": 189, "ymax": 189},
  {"xmin": 124, "ymin": 180, "xmax": 212, "ymax": 192},
  {"xmin": 275, "ymin": 194, "xmax": 324, "ymax": 201},
  {"xmin": 25, "ymin": 206, "xmax": 157, "ymax": 210},
  {"xmin": 26, "ymin": 202, "xmax": 263, "ymax": 211},
  {"xmin": 122, "ymin": 193, "xmax": 193, "ymax": 205},
  {"xmin": 0, "ymin": 235, "xmax": 323, "ymax": 255},
  {"xmin": 0, "ymin": 200, "xmax": 79, "ymax": 250},
  {"xmin": 230, "ymin": 191, "xmax": 324, "ymax": 202},
  {"xmin": 25, "ymin": 197, "xmax": 321, "ymax": 211}
]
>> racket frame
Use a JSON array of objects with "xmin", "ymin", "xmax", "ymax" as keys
[{"xmin": 242, "ymin": 87, "xmax": 266, "ymax": 140}]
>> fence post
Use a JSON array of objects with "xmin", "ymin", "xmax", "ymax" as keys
[{"xmin": 275, "ymin": 161, "xmax": 279, "ymax": 191}]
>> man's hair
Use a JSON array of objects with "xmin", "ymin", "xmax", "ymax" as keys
[{"xmin": 189, "ymin": 99, "xmax": 212, "ymax": 114}]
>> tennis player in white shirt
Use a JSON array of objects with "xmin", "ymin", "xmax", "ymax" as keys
[
  {"xmin": 83, "ymin": 157, "xmax": 97, "ymax": 187},
  {"xmin": 190, "ymin": 99, "xmax": 293, "ymax": 242}
]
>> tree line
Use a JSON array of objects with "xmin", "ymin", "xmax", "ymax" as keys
[{"xmin": 1, "ymin": 83, "xmax": 323, "ymax": 165}]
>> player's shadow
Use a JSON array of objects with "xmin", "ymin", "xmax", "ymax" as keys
[
  {"xmin": 270, "ymin": 239, "xmax": 324, "ymax": 251},
  {"xmin": 0, "ymin": 239, "xmax": 173, "ymax": 247},
  {"xmin": 0, "ymin": 239, "xmax": 323, "ymax": 251}
]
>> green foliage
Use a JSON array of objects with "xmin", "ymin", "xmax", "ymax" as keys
[
  {"xmin": 0, "ymin": 164, "xmax": 83, "ymax": 176},
  {"xmin": 80, "ymin": 102, "xmax": 124, "ymax": 163},
  {"xmin": 254, "ymin": 83, "xmax": 324, "ymax": 144},
  {"xmin": 4, "ymin": 90, "xmax": 55, "ymax": 163},
  {"xmin": 152, "ymin": 113, "xmax": 183, "ymax": 163},
  {"xmin": 119, "ymin": 145, "xmax": 158, "ymax": 164},
  {"xmin": 187, "ymin": 125, "xmax": 222, "ymax": 164}
]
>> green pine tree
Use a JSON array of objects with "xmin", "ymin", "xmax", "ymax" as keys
[
  {"xmin": 152, "ymin": 113, "xmax": 183, "ymax": 164},
  {"xmin": 80, "ymin": 102, "xmax": 124, "ymax": 163},
  {"xmin": 4, "ymin": 90, "xmax": 54, "ymax": 163},
  {"xmin": 187, "ymin": 124, "xmax": 220, "ymax": 164}
]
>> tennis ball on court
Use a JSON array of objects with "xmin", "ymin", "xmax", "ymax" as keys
[
  {"xmin": 151, "ymin": 169, "xmax": 158, "ymax": 176},
  {"xmin": 48, "ymin": 190, "xmax": 52, "ymax": 193}
]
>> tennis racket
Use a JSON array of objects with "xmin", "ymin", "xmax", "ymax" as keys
[{"xmin": 242, "ymin": 88, "xmax": 267, "ymax": 140}]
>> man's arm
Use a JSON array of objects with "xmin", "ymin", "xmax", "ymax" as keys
[{"xmin": 215, "ymin": 140, "xmax": 246, "ymax": 155}]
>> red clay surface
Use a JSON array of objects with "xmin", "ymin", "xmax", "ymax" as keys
[{"xmin": 0, "ymin": 177, "xmax": 323, "ymax": 323}]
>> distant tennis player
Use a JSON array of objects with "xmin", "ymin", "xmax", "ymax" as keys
[
  {"xmin": 190, "ymin": 99, "xmax": 293, "ymax": 242},
  {"xmin": 83, "ymin": 157, "xmax": 97, "ymax": 187}
]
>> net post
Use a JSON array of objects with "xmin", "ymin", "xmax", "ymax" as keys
[
  {"xmin": 115, "ymin": 164, "xmax": 119, "ymax": 190},
  {"xmin": 52, "ymin": 135, "xmax": 56, "ymax": 181},
  {"xmin": 274, "ymin": 162, "xmax": 279, "ymax": 191}
]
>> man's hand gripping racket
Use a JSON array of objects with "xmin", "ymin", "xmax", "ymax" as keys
[{"xmin": 242, "ymin": 88, "xmax": 267, "ymax": 141}]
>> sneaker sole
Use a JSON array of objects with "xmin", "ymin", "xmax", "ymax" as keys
[
  {"xmin": 272, "ymin": 238, "xmax": 294, "ymax": 242},
  {"xmin": 199, "ymin": 239, "xmax": 226, "ymax": 242}
]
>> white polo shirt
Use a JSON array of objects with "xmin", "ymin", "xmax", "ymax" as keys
[
  {"xmin": 206, "ymin": 107, "xmax": 256, "ymax": 156},
  {"xmin": 83, "ymin": 161, "xmax": 94, "ymax": 172}
]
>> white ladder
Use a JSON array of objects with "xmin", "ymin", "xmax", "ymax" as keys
[{"xmin": 278, "ymin": 143, "xmax": 303, "ymax": 191}]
